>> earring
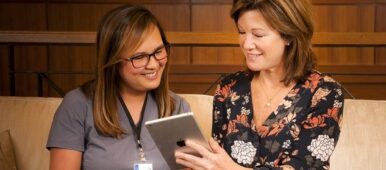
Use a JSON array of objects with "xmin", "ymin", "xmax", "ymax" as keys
[{"xmin": 286, "ymin": 42, "xmax": 290, "ymax": 46}]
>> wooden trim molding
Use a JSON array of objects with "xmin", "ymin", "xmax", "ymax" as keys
[{"xmin": 1, "ymin": 31, "xmax": 386, "ymax": 46}]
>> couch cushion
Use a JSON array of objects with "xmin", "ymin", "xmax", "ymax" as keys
[
  {"xmin": 0, "ymin": 97, "xmax": 62, "ymax": 170},
  {"xmin": 179, "ymin": 94, "xmax": 213, "ymax": 140},
  {"xmin": 330, "ymin": 99, "xmax": 386, "ymax": 169},
  {"xmin": 0, "ymin": 129, "xmax": 17, "ymax": 170}
]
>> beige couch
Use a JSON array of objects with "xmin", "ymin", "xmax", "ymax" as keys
[{"xmin": 0, "ymin": 95, "xmax": 385, "ymax": 170}]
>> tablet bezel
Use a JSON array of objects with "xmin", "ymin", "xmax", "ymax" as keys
[{"xmin": 145, "ymin": 112, "xmax": 208, "ymax": 169}]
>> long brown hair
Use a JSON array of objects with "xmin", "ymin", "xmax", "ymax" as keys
[
  {"xmin": 231, "ymin": 0, "xmax": 316, "ymax": 85},
  {"xmin": 82, "ymin": 5, "xmax": 174, "ymax": 138}
]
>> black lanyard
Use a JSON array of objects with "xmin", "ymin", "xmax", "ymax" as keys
[{"xmin": 118, "ymin": 93, "xmax": 148, "ymax": 161}]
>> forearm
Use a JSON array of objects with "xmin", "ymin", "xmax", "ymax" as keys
[{"xmin": 50, "ymin": 148, "xmax": 82, "ymax": 170}]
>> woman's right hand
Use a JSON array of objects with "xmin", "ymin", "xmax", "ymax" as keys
[{"xmin": 175, "ymin": 138, "xmax": 251, "ymax": 170}]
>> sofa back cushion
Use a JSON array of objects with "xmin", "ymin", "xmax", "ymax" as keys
[
  {"xmin": 1, "ymin": 96, "xmax": 385, "ymax": 170},
  {"xmin": 330, "ymin": 99, "xmax": 386, "ymax": 169},
  {"xmin": 0, "ymin": 129, "xmax": 17, "ymax": 170},
  {"xmin": 179, "ymin": 94, "xmax": 214, "ymax": 140},
  {"xmin": 0, "ymin": 97, "xmax": 62, "ymax": 170}
]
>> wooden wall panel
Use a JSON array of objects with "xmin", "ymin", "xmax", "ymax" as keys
[
  {"xmin": 0, "ymin": 3, "xmax": 47, "ymax": 96},
  {"xmin": 48, "ymin": 4, "xmax": 119, "ymax": 31},
  {"xmin": 12, "ymin": 46, "xmax": 48, "ymax": 96},
  {"xmin": 191, "ymin": 5, "xmax": 242, "ymax": 64},
  {"xmin": 14, "ymin": 46, "xmax": 47, "ymax": 71},
  {"xmin": 47, "ymin": 3, "xmax": 192, "ymax": 95},
  {"xmin": 48, "ymin": 74, "xmax": 95, "ymax": 97},
  {"xmin": 0, "ymin": 3, "xmax": 46, "ymax": 30},
  {"xmin": 191, "ymin": 0, "xmax": 232, "ymax": 4},
  {"xmin": 0, "ymin": 1, "xmax": 385, "ymax": 99},
  {"xmin": 0, "ymin": 0, "xmax": 44, "ymax": 2},
  {"xmin": 168, "ymin": 47, "xmax": 190, "ymax": 64},
  {"xmin": 313, "ymin": 5, "xmax": 374, "ymax": 32},
  {"xmin": 375, "ymin": 5, "xmax": 386, "ymax": 64},
  {"xmin": 49, "ymin": 0, "xmax": 189, "ymax": 3},
  {"xmin": 144, "ymin": 4, "xmax": 191, "ymax": 64},
  {"xmin": 192, "ymin": 0, "xmax": 376, "ymax": 4},
  {"xmin": 313, "ymin": 5, "xmax": 375, "ymax": 65},
  {"xmin": 48, "ymin": 45, "xmax": 95, "ymax": 96},
  {"xmin": 312, "ymin": 0, "xmax": 374, "ymax": 4},
  {"xmin": 14, "ymin": 74, "xmax": 40, "ymax": 96},
  {"xmin": 169, "ymin": 74, "xmax": 222, "ymax": 94},
  {"xmin": 48, "ymin": 45, "xmax": 96, "ymax": 72},
  {"xmin": 0, "ymin": 45, "xmax": 9, "ymax": 95},
  {"xmin": 341, "ymin": 84, "xmax": 386, "ymax": 100}
]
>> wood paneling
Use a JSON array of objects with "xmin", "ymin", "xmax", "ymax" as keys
[
  {"xmin": 48, "ymin": 4, "xmax": 119, "ymax": 31},
  {"xmin": 312, "ymin": 0, "xmax": 374, "ymax": 4},
  {"xmin": 341, "ymin": 84, "xmax": 386, "ymax": 100},
  {"xmin": 313, "ymin": 4, "xmax": 375, "ymax": 65},
  {"xmin": 0, "ymin": 3, "xmax": 46, "ymax": 30},
  {"xmin": 48, "ymin": 4, "xmax": 190, "ymax": 31},
  {"xmin": 48, "ymin": 74, "xmax": 94, "ymax": 97},
  {"xmin": 191, "ymin": 5, "xmax": 241, "ymax": 64},
  {"xmin": 169, "ymin": 47, "xmax": 190, "ymax": 64},
  {"xmin": 0, "ymin": 1, "xmax": 385, "ymax": 99},
  {"xmin": 46, "ymin": 45, "xmax": 95, "ymax": 95},
  {"xmin": 0, "ymin": 45, "xmax": 9, "ymax": 95},
  {"xmin": 0, "ymin": 3, "xmax": 42, "ymax": 98},
  {"xmin": 0, "ymin": 0, "xmax": 45, "ymax": 2},
  {"xmin": 14, "ymin": 74, "xmax": 40, "ymax": 96},
  {"xmin": 49, "ymin": 0, "xmax": 189, "ymax": 3},
  {"xmin": 48, "ymin": 45, "xmax": 95, "ymax": 72},
  {"xmin": 168, "ymin": 65, "xmax": 386, "ymax": 99},
  {"xmin": 313, "ymin": 5, "xmax": 374, "ymax": 32},
  {"xmin": 314, "ymin": 47, "xmax": 374, "ymax": 65},
  {"xmin": 375, "ymin": 5, "xmax": 386, "ymax": 64},
  {"xmin": 191, "ymin": 0, "xmax": 232, "ymax": 4},
  {"xmin": 144, "ymin": 4, "xmax": 191, "ymax": 64},
  {"xmin": 144, "ymin": 5, "xmax": 190, "ymax": 31},
  {"xmin": 12, "ymin": 46, "xmax": 48, "ymax": 96},
  {"xmin": 14, "ymin": 46, "xmax": 47, "ymax": 71}
]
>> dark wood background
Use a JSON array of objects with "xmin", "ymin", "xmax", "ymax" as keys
[{"xmin": 0, "ymin": 0, "xmax": 385, "ymax": 99}]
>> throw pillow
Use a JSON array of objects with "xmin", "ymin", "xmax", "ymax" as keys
[{"xmin": 0, "ymin": 129, "xmax": 17, "ymax": 170}]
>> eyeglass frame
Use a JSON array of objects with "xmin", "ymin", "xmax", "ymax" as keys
[{"xmin": 122, "ymin": 44, "xmax": 171, "ymax": 68}]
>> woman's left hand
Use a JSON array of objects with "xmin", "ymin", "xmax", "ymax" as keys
[{"xmin": 175, "ymin": 138, "xmax": 250, "ymax": 170}]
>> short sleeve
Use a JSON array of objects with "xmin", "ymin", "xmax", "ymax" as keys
[{"xmin": 46, "ymin": 89, "xmax": 88, "ymax": 152}]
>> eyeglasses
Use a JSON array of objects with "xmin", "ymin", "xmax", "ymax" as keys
[{"xmin": 123, "ymin": 44, "xmax": 170, "ymax": 68}]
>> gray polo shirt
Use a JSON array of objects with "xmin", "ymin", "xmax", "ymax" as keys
[{"xmin": 47, "ymin": 88, "xmax": 191, "ymax": 170}]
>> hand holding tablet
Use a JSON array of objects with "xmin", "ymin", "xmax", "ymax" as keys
[{"xmin": 145, "ymin": 112, "xmax": 209, "ymax": 169}]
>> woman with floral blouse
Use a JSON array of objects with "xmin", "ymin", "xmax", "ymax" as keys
[{"xmin": 175, "ymin": 0, "xmax": 344, "ymax": 169}]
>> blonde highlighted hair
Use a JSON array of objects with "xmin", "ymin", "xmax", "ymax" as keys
[{"xmin": 231, "ymin": 0, "xmax": 317, "ymax": 85}]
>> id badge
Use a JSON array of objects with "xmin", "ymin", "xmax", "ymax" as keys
[{"xmin": 133, "ymin": 160, "xmax": 153, "ymax": 170}]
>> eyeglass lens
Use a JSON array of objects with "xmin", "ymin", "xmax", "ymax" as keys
[{"xmin": 130, "ymin": 45, "xmax": 169, "ymax": 68}]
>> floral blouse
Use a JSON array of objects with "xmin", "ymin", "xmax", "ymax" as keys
[{"xmin": 212, "ymin": 71, "xmax": 344, "ymax": 170}]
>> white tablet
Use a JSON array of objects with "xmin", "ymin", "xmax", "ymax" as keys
[{"xmin": 145, "ymin": 112, "xmax": 209, "ymax": 170}]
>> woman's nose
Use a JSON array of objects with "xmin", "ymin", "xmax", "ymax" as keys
[
  {"xmin": 241, "ymin": 34, "xmax": 256, "ymax": 50},
  {"xmin": 145, "ymin": 55, "xmax": 159, "ymax": 68}
]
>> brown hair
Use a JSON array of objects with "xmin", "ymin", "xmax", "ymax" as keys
[
  {"xmin": 81, "ymin": 5, "xmax": 174, "ymax": 138},
  {"xmin": 231, "ymin": 0, "xmax": 316, "ymax": 85}
]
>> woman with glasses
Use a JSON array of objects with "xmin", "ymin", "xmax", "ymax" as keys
[
  {"xmin": 175, "ymin": 0, "xmax": 344, "ymax": 169},
  {"xmin": 46, "ymin": 4, "xmax": 190, "ymax": 170}
]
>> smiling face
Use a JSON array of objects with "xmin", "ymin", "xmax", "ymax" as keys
[
  {"xmin": 118, "ymin": 26, "xmax": 167, "ymax": 94},
  {"xmin": 238, "ymin": 10, "xmax": 287, "ymax": 73}
]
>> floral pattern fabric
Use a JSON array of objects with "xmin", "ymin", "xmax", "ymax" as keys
[{"xmin": 212, "ymin": 71, "xmax": 344, "ymax": 170}]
